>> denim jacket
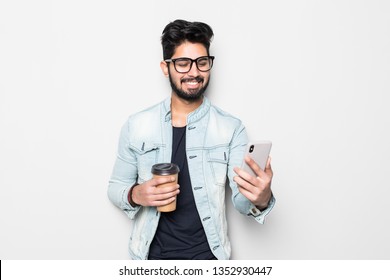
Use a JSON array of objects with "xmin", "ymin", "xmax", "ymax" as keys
[{"xmin": 108, "ymin": 97, "xmax": 275, "ymax": 260}]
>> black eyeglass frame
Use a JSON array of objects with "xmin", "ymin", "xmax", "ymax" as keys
[{"xmin": 164, "ymin": 56, "xmax": 215, "ymax": 73}]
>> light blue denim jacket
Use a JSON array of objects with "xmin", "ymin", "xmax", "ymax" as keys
[{"xmin": 108, "ymin": 97, "xmax": 275, "ymax": 260}]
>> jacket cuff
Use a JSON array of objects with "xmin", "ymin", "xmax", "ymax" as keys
[
  {"xmin": 248, "ymin": 195, "xmax": 276, "ymax": 224},
  {"xmin": 123, "ymin": 186, "xmax": 141, "ymax": 219},
  {"xmin": 127, "ymin": 183, "xmax": 140, "ymax": 207}
]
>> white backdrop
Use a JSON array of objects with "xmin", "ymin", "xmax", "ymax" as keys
[{"xmin": 1, "ymin": 0, "xmax": 389, "ymax": 259}]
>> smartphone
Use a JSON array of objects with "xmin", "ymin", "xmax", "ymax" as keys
[{"xmin": 241, "ymin": 141, "xmax": 272, "ymax": 177}]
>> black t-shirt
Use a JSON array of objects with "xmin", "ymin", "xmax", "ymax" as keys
[{"xmin": 148, "ymin": 126, "xmax": 215, "ymax": 260}]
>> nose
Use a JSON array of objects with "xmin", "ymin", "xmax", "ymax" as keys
[{"xmin": 187, "ymin": 61, "xmax": 200, "ymax": 76}]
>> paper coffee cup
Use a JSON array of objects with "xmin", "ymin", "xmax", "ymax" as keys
[{"xmin": 151, "ymin": 163, "xmax": 180, "ymax": 212}]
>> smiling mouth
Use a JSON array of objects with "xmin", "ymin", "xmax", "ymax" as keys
[
  {"xmin": 181, "ymin": 77, "xmax": 204, "ymax": 85},
  {"xmin": 186, "ymin": 81, "xmax": 200, "ymax": 85}
]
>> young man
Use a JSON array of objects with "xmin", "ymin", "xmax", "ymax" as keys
[{"xmin": 108, "ymin": 19, "xmax": 275, "ymax": 260}]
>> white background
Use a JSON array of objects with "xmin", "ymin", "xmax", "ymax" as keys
[{"xmin": 1, "ymin": 0, "xmax": 389, "ymax": 259}]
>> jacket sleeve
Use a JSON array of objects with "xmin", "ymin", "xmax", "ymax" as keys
[
  {"xmin": 107, "ymin": 119, "xmax": 141, "ymax": 219},
  {"xmin": 227, "ymin": 122, "xmax": 275, "ymax": 224}
]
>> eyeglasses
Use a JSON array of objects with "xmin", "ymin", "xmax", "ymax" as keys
[{"xmin": 165, "ymin": 56, "xmax": 215, "ymax": 73}]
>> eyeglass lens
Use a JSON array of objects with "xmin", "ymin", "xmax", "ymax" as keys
[{"xmin": 174, "ymin": 57, "xmax": 213, "ymax": 73}]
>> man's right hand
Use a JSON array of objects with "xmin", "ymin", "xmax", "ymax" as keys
[{"xmin": 131, "ymin": 177, "xmax": 180, "ymax": 207}]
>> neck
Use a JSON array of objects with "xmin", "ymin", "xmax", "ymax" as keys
[{"xmin": 170, "ymin": 93, "xmax": 203, "ymax": 127}]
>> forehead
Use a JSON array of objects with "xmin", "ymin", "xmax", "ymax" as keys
[{"xmin": 172, "ymin": 41, "xmax": 208, "ymax": 59}]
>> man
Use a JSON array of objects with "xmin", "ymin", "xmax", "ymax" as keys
[{"xmin": 108, "ymin": 19, "xmax": 275, "ymax": 260}]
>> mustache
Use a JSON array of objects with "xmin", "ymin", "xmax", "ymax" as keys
[{"xmin": 181, "ymin": 76, "xmax": 204, "ymax": 83}]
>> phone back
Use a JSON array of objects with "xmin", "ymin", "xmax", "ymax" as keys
[{"xmin": 242, "ymin": 141, "xmax": 272, "ymax": 176}]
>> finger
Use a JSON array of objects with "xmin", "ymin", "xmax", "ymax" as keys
[
  {"xmin": 234, "ymin": 165, "xmax": 260, "ymax": 187},
  {"xmin": 152, "ymin": 176, "xmax": 176, "ymax": 186},
  {"xmin": 264, "ymin": 157, "xmax": 273, "ymax": 177},
  {"xmin": 153, "ymin": 188, "xmax": 180, "ymax": 201},
  {"xmin": 245, "ymin": 156, "xmax": 266, "ymax": 177},
  {"xmin": 233, "ymin": 175, "xmax": 257, "ymax": 194},
  {"xmin": 234, "ymin": 169, "xmax": 269, "ymax": 193},
  {"xmin": 236, "ymin": 182, "xmax": 261, "ymax": 203},
  {"xmin": 151, "ymin": 196, "xmax": 178, "ymax": 207},
  {"xmin": 237, "ymin": 186, "xmax": 256, "ymax": 202},
  {"xmin": 154, "ymin": 184, "xmax": 180, "ymax": 195}
]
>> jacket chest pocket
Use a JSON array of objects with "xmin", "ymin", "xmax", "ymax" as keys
[
  {"xmin": 130, "ymin": 142, "xmax": 160, "ymax": 183},
  {"xmin": 207, "ymin": 146, "xmax": 229, "ymax": 187}
]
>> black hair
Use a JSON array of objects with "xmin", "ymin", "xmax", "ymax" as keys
[{"xmin": 161, "ymin": 19, "xmax": 214, "ymax": 60}]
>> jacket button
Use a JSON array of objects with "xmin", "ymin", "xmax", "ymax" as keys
[{"xmin": 250, "ymin": 207, "xmax": 261, "ymax": 216}]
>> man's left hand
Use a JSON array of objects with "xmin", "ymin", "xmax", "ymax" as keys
[{"xmin": 233, "ymin": 156, "xmax": 273, "ymax": 210}]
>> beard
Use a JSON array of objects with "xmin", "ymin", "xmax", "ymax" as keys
[{"xmin": 168, "ymin": 70, "xmax": 210, "ymax": 101}]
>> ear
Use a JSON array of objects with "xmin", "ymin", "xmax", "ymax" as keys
[{"xmin": 160, "ymin": 61, "xmax": 169, "ymax": 77}]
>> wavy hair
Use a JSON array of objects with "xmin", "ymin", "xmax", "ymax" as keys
[{"xmin": 161, "ymin": 19, "xmax": 214, "ymax": 60}]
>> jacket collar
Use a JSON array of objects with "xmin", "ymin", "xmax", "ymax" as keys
[{"xmin": 163, "ymin": 96, "xmax": 211, "ymax": 124}]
